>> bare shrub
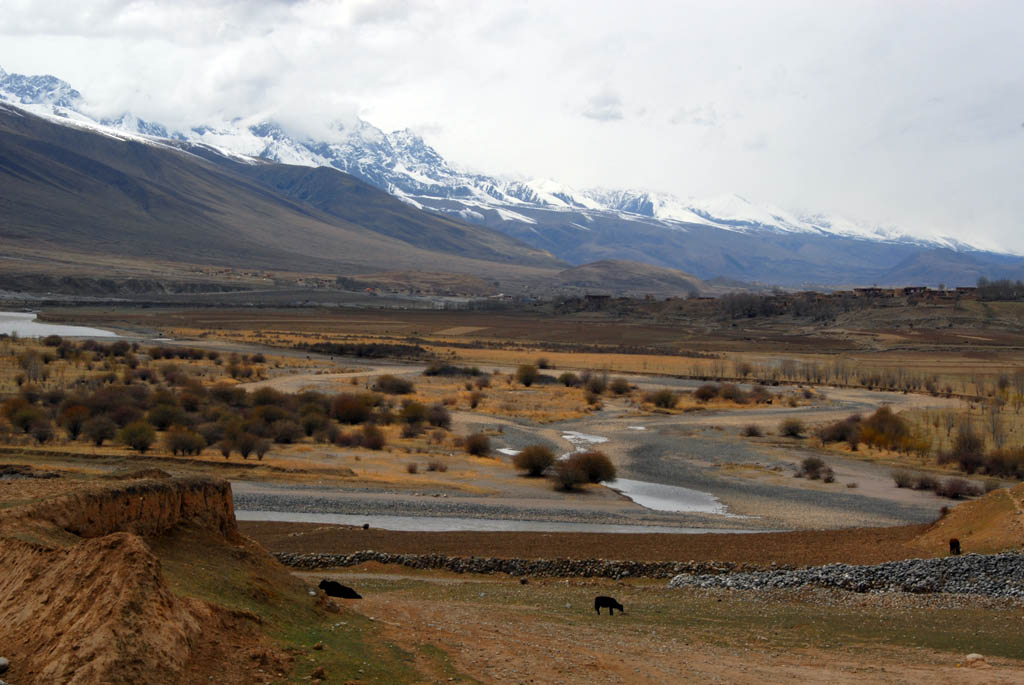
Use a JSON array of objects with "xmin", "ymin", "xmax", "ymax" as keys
[
  {"xmin": 693, "ymin": 384, "xmax": 719, "ymax": 402},
  {"xmin": 361, "ymin": 424, "xmax": 386, "ymax": 450},
  {"xmin": 119, "ymin": 421, "xmax": 156, "ymax": 454},
  {"xmin": 719, "ymin": 383, "xmax": 747, "ymax": 404},
  {"xmin": 427, "ymin": 404, "xmax": 451, "ymax": 428},
  {"xmin": 798, "ymin": 456, "xmax": 826, "ymax": 479},
  {"xmin": 165, "ymin": 427, "xmax": 205, "ymax": 455},
  {"xmin": 741, "ymin": 424, "xmax": 763, "ymax": 437},
  {"xmin": 553, "ymin": 460, "xmax": 587, "ymax": 491},
  {"xmin": 936, "ymin": 477, "xmax": 982, "ymax": 499},
  {"xmin": 406, "ymin": 462, "xmax": 419, "ymax": 474},
  {"xmin": 426, "ymin": 460, "xmax": 448, "ymax": 472},
  {"xmin": 566, "ymin": 450, "xmax": 617, "ymax": 483},
  {"xmin": 465, "ymin": 432, "xmax": 490, "ymax": 456},
  {"xmin": 952, "ymin": 426, "xmax": 985, "ymax": 474},
  {"xmin": 373, "ymin": 375, "xmax": 414, "ymax": 395},
  {"xmin": 609, "ymin": 378, "xmax": 631, "ymax": 395},
  {"xmin": 83, "ymin": 415, "xmax": 117, "ymax": 446},
  {"xmin": 645, "ymin": 389, "xmax": 678, "ymax": 409},
  {"xmin": 891, "ymin": 469, "xmax": 914, "ymax": 488},
  {"xmin": 513, "ymin": 445, "xmax": 555, "ymax": 476},
  {"xmin": 779, "ymin": 418, "xmax": 805, "ymax": 438},
  {"xmin": 516, "ymin": 364, "xmax": 539, "ymax": 387},
  {"xmin": 558, "ymin": 372, "xmax": 581, "ymax": 387}
]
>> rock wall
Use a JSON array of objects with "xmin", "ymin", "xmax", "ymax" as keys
[{"xmin": 274, "ymin": 550, "xmax": 749, "ymax": 578}]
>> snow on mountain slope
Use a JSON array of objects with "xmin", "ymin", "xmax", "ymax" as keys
[{"xmin": 0, "ymin": 66, "xmax": 980, "ymax": 253}]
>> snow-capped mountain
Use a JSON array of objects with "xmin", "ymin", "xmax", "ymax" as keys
[{"xmin": 0, "ymin": 67, "xmax": 1011, "ymax": 286}]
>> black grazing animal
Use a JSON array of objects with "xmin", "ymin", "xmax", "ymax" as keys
[
  {"xmin": 319, "ymin": 579, "xmax": 362, "ymax": 599},
  {"xmin": 949, "ymin": 537, "xmax": 962, "ymax": 555},
  {"xmin": 594, "ymin": 596, "xmax": 624, "ymax": 615}
]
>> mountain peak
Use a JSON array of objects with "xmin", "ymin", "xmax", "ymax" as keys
[{"xmin": 0, "ymin": 68, "xmax": 82, "ymax": 110}]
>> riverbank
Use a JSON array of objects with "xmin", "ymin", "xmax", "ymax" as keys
[{"xmin": 240, "ymin": 519, "xmax": 934, "ymax": 566}]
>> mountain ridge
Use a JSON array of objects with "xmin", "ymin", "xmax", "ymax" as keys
[{"xmin": 2, "ymin": 66, "xmax": 1022, "ymax": 288}]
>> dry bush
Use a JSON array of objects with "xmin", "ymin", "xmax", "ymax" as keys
[
  {"xmin": 936, "ymin": 477, "xmax": 982, "ymax": 499},
  {"xmin": 427, "ymin": 404, "xmax": 451, "ymax": 428},
  {"xmin": 401, "ymin": 422, "xmax": 423, "ymax": 438},
  {"xmin": 779, "ymin": 418, "xmax": 805, "ymax": 438},
  {"xmin": 741, "ymin": 424, "xmax": 763, "ymax": 437},
  {"xmin": 513, "ymin": 444, "xmax": 555, "ymax": 476},
  {"xmin": 272, "ymin": 419, "xmax": 302, "ymax": 444},
  {"xmin": 719, "ymin": 383, "xmax": 747, "ymax": 404},
  {"xmin": 165, "ymin": 427, "xmax": 205, "ymax": 455},
  {"xmin": 797, "ymin": 456, "xmax": 826, "ymax": 479},
  {"xmin": 426, "ymin": 460, "xmax": 448, "ymax": 472},
  {"xmin": 913, "ymin": 473, "xmax": 939, "ymax": 491},
  {"xmin": 693, "ymin": 384, "xmax": 719, "ymax": 402},
  {"xmin": 566, "ymin": 450, "xmax": 617, "ymax": 483},
  {"xmin": 891, "ymin": 469, "xmax": 914, "ymax": 488},
  {"xmin": 644, "ymin": 388, "xmax": 678, "ymax": 409},
  {"xmin": 858, "ymin": 407, "xmax": 910, "ymax": 451},
  {"xmin": 984, "ymin": 448, "xmax": 1024, "ymax": 479},
  {"xmin": 952, "ymin": 426, "xmax": 985, "ymax": 474},
  {"xmin": 119, "ymin": 421, "xmax": 156, "ymax": 454},
  {"xmin": 516, "ymin": 364, "xmax": 539, "ymax": 387},
  {"xmin": 818, "ymin": 415, "xmax": 861, "ymax": 445},
  {"xmin": 469, "ymin": 391, "xmax": 484, "ymax": 408},
  {"xmin": 406, "ymin": 462, "xmax": 419, "ymax": 474},
  {"xmin": 558, "ymin": 372, "xmax": 581, "ymax": 387},
  {"xmin": 464, "ymin": 432, "xmax": 490, "ymax": 456},
  {"xmin": 331, "ymin": 393, "xmax": 375, "ymax": 424},
  {"xmin": 361, "ymin": 424, "xmax": 386, "ymax": 450},
  {"xmin": 553, "ymin": 460, "xmax": 587, "ymax": 491},
  {"xmin": 373, "ymin": 375, "xmax": 414, "ymax": 395},
  {"xmin": 585, "ymin": 373, "xmax": 608, "ymax": 395},
  {"xmin": 609, "ymin": 377, "xmax": 631, "ymax": 395}
]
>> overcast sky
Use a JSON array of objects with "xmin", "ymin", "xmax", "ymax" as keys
[{"xmin": 2, "ymin": 0, "xmax": 1022, "ymax": 251}]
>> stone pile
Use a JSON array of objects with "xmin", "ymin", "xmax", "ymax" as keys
[{"xmin": 668, "ymin": 552, "xmax": 1024, "ymax": 598}]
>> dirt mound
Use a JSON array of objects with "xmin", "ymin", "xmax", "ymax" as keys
[
  {"xmin": 0, "ymin": 533, "xmax": 211, "ymax": 683},
  {"xmin": 0, "ymin": 477, "xmax": 282, "ymax": 684},
  {"xmin": 912, "ymin": 484, "xmax": 1024, "ymax": 555}
]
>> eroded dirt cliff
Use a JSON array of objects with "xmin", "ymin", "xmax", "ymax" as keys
[{"xmin": 0, "ymin": 475, "xmax": 279, "ymax": 684}]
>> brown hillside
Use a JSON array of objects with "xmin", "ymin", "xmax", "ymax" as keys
[
  {"xmin": 554, "ymin": 259, "xmax": 703, "ymax": 296},
  {"xmin": 911, "ymin": 484, "xmax": 1024, "ymax": 555}
]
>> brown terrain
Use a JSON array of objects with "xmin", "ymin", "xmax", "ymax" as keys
[{"xmin": 3, "ymin": 304, "xmax": 1024, "ymax": 682}]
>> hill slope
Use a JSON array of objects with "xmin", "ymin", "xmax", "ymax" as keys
[{"xmin": 0, "ymin": 103, "xmax": 564, "ymax": 283}]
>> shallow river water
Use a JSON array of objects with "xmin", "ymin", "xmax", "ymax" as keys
[
  {"xmin": 0, "ymin": 311, "xmax": 118, "ymax": 338},
  {"xmin": 235, "ymin": 510, "xmax": 762, "ymax": 534}
]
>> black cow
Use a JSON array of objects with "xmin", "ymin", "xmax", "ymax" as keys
[
  {"xmin": 594, "ymin": 595, "xmax": 624, "ymax": 615},
  {"xmin": 319, "ymin": 579, "xmax": 362, "ymax": 599},
  {"xmin": 949, "ymin": 537, "xmax": 962, "ymax": 555}
]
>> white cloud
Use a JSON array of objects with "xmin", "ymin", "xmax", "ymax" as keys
[
  {"xmin": 1, "ymin": 0, "xmax": 1023, "ymax": 250},
  {"xmin": 582, "ymin": 90, "xmax": 624, "ymax": 122}
]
